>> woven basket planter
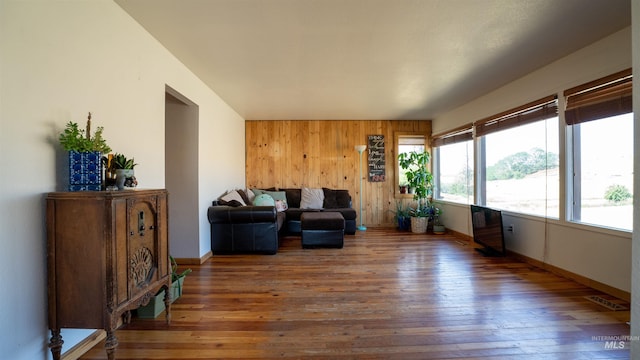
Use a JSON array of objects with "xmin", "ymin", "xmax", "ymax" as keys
[{"xmin": 410, "ymin": 216, "xmax": 427, "ymax": 233}]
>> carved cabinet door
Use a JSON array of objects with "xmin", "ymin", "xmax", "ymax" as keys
[{"xmin": 127, "ymin": 196, "xmax": 160, "ymax": 300}]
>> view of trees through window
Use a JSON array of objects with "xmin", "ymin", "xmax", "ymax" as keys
[
  {"xmin": 486, "ymin": 147, "xmax": 558, "ymax": 181},
  {"xmin": 483, "ymin": 117, "xmax": 559, "ymax": 217},
  {"xmin": 397, "ymin": 136, "xmax": 425, "ymax": 189},
  {"xmin": 434, "ymin": 113, "xmax": 633, "ymax": 231},
  {"xmin": 572, "ymin": 113, "xmax": 633, "ymax": 231},
  {"xmin": 434, "ymin": 70, "xmax": 633, "ymax": 232},
  {"xmin": 437, "ymin": 141, "xmax": 473, "ymax": 203}
]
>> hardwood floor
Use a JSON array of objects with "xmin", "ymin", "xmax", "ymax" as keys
[{"xmin": 81, "ymin": 228, "xmax": 630, "ymax": 359}]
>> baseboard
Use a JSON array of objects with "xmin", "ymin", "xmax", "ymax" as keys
[
  {"xmin": 173, "ymin": 251, "xmax": 212, "ymax": 265},
  {"xmin": 447, "ymin": 228, "xmax": 473, "ymax": 242},
  {"xmin": 61, "ymin": 330, "xmax": 105, "ymax": 360},
  {"xmin": 507, "ymin": 251, "xmax": 630, "ymax": 303}
]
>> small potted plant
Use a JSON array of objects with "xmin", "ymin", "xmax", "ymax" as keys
[
  {"xmin": 169, "ymin": 255, "xmax": 192, "ymax": 300},
  {"xmin": 113, "ymin": 153, "xmax": 137, "ymax": 190},
  {"xmin": 58, "ymin": 112, "xmax": 111, "ymax": 191},
  {"xmin": 136, "ymin": 256, "xmax": 192, "ymax": 319},
  {"xmin": 392, "ymin": 200, "xmax": 411, "ymax": 231},
  {"xmin": 398, "ymin": 150, "xmax": 434, "ymax": 233},
  {"xmin": 433, "ymin": 207, "xmax": 446, "ymax": 234}
]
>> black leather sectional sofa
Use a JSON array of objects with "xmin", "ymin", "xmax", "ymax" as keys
[{"xmin": 207, "ymin": 187, "xmax": 357, "ymax": 254}]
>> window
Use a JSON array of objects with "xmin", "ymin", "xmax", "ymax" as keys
[
  {"xmin": 395, "ymin": 132, "xmax": 427, "ymax": 196},
  {"xmin": 433, "ymin": 125, "xmax": 474, "ymax": 204},
  {"xmin": 565, "ymin": 69, "xmax": 633, "ymax": 231},
  {"xmin": 476, "ymin": 96, "xmax": 559, "ymax": 217}
]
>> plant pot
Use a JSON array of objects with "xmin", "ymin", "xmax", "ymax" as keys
[
  {"xmin": 115, "ymin": 169, "xmax": 135, "ymax": 190},
  {"xmin": 68, "ymin": 151, "xmax": 103, "ymax": 191},
  {"xmin": 136, "ymin": 276, "xmax": 185, "ymax": 319},
  {"xmin": 397, "ymin": 216, "xmax": 411, "ymax": 231},
  {"xmin": 410, "ymin": 216, "xmax": 427, "ymax": 233},
  {"xmin": 433, "ymin": 224, "xmax": 446, "ymax": 234}
]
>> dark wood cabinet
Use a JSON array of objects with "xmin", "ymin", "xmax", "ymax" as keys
[{"xmin": 46, "ymin": 189, "xmax": 171, "ymax": 360}]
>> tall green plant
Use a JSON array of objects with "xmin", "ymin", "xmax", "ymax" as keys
[
  {"xmin": 398, "ymin": 150, "xmax": 433, "ymax": 216},
  {"xmin": 58, "ymin": 113, "xmax": 111, "ymax": 153}
]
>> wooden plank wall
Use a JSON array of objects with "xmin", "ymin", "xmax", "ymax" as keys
[{"xmin": 245, "ymin": 120, "xmax": 432, "ymax": 227}]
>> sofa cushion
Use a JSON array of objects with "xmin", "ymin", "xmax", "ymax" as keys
[
  {"xmin": 219, "ymin": 190, "xmax": 246, "ymax": 206},
  {"xmin": 300, "ymin": 187, "xmax": 324, "ymax": 209},
  {"xmin": 322, "ymin": 188, "xmax": 352, "ymax": 209},
  {"xmin": 335, "ymin": 190, "xmax": 351, "ymax": 208},
  {"xmin": 237, "ymin": 189, "xmax": 251, "ymax": 205},
  {"xmin": 275, "ymin": 199, "xmax": 288, "ymax": 212},
  {"xmin": 219, "ymin": 199, "xmax": 244, "ymax": 207},
  {"xmin": 322, "ymin": 188, "xmax": 337, "ymax": 208},
  {"xmin": 282, "ymin": 188, "xmax": 301, "ymax": 208},
  {"xmin": 253, "ymin": 194, "xmax": 275, "ymax": 206},
  {"xmin": 327, "ymin": 208, "xmax": 357, "ymax": 221},
  {"xmin": 266, "ymin": 190, "xmax": 287, "ymax": 202},
  {"xmin": 252, "ymin": 188, "xmax": 266, "ymax": 196},
  {"xmin": 252, "ymin": 187, "xmax": 277, "ymax": 195},
  {"xmin": 285, "ymin": 208, "xmax": 320, "ymax": 222},
  {"xmin": 253, "ymin": 189, "xmax": 286, "ymax": 201},
  {"xmin": 245, "ymin": 188, "xmax": 256, "ymax": 204}
]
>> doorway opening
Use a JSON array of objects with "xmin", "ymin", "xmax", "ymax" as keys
[{"xmin": 165, "ymin": 85, "xmax": 199, "ymax": 257}]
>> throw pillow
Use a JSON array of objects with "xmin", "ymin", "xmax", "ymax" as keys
[
  {"xmin": 264, "ymin": 190, "xmax": 287, "ymax": 202},
  {"xmin": 221, "ymin": 199, "xmax": 244, "ymax": 207},
  {"xmin": 282, "ymin": 188, "xmax": 301, "ymax": 208},
  {"xmin": 300, "ymin": 187, "xmax": 324, "ymax": 209},
  {"xmin": 252, "ymin": 188, "xmax": 277, "ymax": 196},
  {"xmin": 322, "ymin": 188, "xmax": 338, "ymax": 208},
  {"xmin": 275, "ymin": 199, "xmax": 288, "ymax": 212},
  {"xmin": 236, "ymin": 189, "xmax": 251, "ymax": 205},
  {"xmin": 252, "ymin": 194, "xmax": 275, "ymax": 207},
  {"xmin": 219, "ymin": 190, "xmax": 246, "ymax": 206},
  {"xmin": 245, "ymin": 188, "xmax": 256, "ymax": 204},
  {"xmin": 335, "ymin": 190, "xmax": 352, "ymax": 208},
  {"xmin": 252, "ymin": 188, "xmax": 266, "ymax": 196}
]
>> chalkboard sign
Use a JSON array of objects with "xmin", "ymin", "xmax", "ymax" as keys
[{"xmin": 367, "ymin": 135, "xmax": 385, "ymax": 182}]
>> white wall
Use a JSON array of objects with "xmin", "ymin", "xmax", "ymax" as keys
[
  {"xmin": 434, "ymin": 27, "xmax": 632, "ymax": 292},
  {"xmin": 0, "ymin": 1, "xmax": 245, "ymax": 359}
]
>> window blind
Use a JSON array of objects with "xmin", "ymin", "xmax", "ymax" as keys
[
  {"xmin": 564, "ymin": 68, "xmax": 632, "ymax": 125},
  {"xmin": 432, "ymin": 123, "xmax": 473, "ymax": 147},
  {"xmin": 398, "ymin": 135, "xmax": 426, "ymax": 146},
  {"xmin": 474, "ymin": 95, "xmax": 558, "ymax": 137}
]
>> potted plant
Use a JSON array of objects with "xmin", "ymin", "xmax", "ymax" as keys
[
  {"xmin": 169, "ymin": 255, "xmax": 192, "ymax": 300},
  {"xmin": 58, "ymin": 112, "xmax": 111, "ymax": 191},
  {"xmin": 433, "ymin": 207, "xmax": 446, "ymax": 234},
  {"xmin": 392, "ymin": 200, "xmax": 411, "ymax": 231},
  {"xmin": 136, "ymin": 256, "xmax": 192, "ymax": 319},
  {"xmin": 113, "ymin": 153, "xmax": 138, "ymax": 190},
  {"xmin": 398, "ymin": 150, "xmax": 434, "ymax": 233}
]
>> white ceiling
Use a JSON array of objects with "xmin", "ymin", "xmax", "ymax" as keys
[{"xmin": 115, "ymin": 0, "xmax": 630, "ymax": 121}]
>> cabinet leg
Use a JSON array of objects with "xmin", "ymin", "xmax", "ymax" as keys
[
  {"xmin": 105, "ymin": 330, "xmax": 118, "ymax": 360},
  {"xmin": 49, "ymin": 329, "xmax": 63, "ymax": 360},
  {"xmin": 123, "ymin": 310, "xmax": 132, "ymax": 324}
]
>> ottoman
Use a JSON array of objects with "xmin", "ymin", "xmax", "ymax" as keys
[{"xmin": 301, "ymin": 212, "xmax": 345, "ymax": 248}]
